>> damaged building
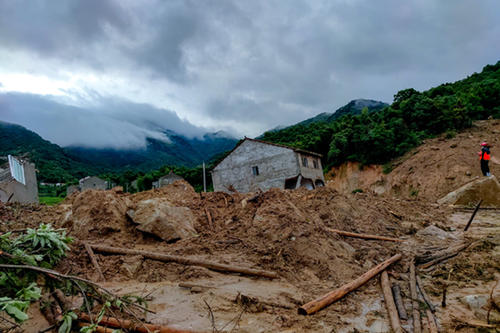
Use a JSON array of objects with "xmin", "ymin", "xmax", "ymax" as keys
[
  {"xmin": 67, "ymin": 176, "xmax": 109, "ymax": 195},
  {"xmin": 0, "ymin": 155, "xmax": 39, "ymax": 204},
  {"xmin": 211, "ymin": 138, "xmax": 325, "ymax": 193},
  {"xmin": 152, "ymin": 171, "xmax": 184, "ymax": 189}
]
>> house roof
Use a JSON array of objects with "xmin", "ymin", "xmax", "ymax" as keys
[{"xmin": 212, "ymin": 137, "xmax": 323, "ymax": 170}]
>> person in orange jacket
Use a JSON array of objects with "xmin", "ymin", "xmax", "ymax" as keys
[{"xmin": 478, "ymin": 142, "xmax": 493, "ymax": 176}]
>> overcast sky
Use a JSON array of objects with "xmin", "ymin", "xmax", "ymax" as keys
[{"xmin": 0, "ymin": 0, "xmax": 499, "ymax": 148}]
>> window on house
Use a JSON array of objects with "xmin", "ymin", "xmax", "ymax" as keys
[
  {"xmin": 313, "ymin": 159, "xmax": 318, "ymax": 169},
  {"xmin": 302, "ymin": 157, "xmax": 308, "ymax": 167},
  {"xmin": 252, "ymin": 166, "xmax": 259, "ymax": 176}
]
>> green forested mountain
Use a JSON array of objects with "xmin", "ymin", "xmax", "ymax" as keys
[
  {"xmin": 0, "ymin": 121, "xmax": 238, "ymax": 182},
  {"xmin": 261, "ymin": 61, "xmax": 500, "ymax": 169},
  {"xmin": 0, "ymin": 121, "xmax": 96, "ymax": 182},
  {"xmin": 297, "ymin": 99, "xmax": 388, "ymax": 126}
]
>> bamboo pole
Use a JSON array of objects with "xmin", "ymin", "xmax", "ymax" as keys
[
  {"xmin": 381, "ymin": 271, "xmax": 403, "ymax": 333},
  {"xmin": 298, "ymin": 254, "xmax": 402, "ymax": 315},
  {"xmin": 79, "ymin": 313, "xmax": 194, "ymax": 333},
  {"xmin": 326, "ymin": 228, "xmax": 403, "ymax": 242},
  {"xmin": 464, "ymin": 199, "xmax": 482, "ymax": 231},
  {"xmin": 391, "ymin": 284, "xmax": 408, "ymax": 320},
  {"xmin": 410, "ymin": 261, "xmax": 421, "ymax": 333},
  {"xmin": 90, "ymin": 244, "xmax": 278, "ymax": 279},
  {"xmin": 84, "ymin": 242, "xmax": 105, "ymax": 281}
]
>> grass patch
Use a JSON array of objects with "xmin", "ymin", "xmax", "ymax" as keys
[{"xmin": 39, "ymin": 196, "xmax": 64, "ymax": 205}]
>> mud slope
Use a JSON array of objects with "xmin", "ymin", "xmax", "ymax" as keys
[{"xmin": 328, "ymin": 119, "xmax": 500, "ymax": 201}]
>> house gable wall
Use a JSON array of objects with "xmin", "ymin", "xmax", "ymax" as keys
[{"xmin": 212, "ymin": 140, "xmax": 300, "ymax": 192}]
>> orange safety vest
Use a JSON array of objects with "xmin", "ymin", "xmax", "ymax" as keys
[{"xmin": 479, "ymin": 151, "xmax": 491, "ymax": 161}]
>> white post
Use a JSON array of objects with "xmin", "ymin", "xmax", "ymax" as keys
[{"xmin": 203, "ymin": 161, "xmax": 207, "ymax": 192}]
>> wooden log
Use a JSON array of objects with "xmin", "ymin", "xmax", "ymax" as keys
[
  {"xmin": 298, "ymin": 254, "xmax": 402, "ymax": 315},
  {"xmin": 84, "ymin": 242, "xmax": 105, "ymax": 281},
  {"xmin": 416, "ymin": 275, "xmax": 436, "ymax": 313},
  {"xmin": 79, "ymin": 312, "xmax": 194, "ymax": 333},
  {"xmin": 464, "ymin": 199, "xmax": 482, "ymax": 231},
  {"xmin": 426, "ymin": 309, "xmax": 438, "ymax": 333},
  {"xmin": 391, "ymin": 284, "xmax": 408, "ymax": 320},
  {"xmin": 90, "ymin": 244, "xmax": 278, "ymax": 279},
  {"xmin": 326, "ymin": 228, "xmax": 404, "ymax": 242},
  {"xmin": 381, "ymin": 271, "xmax": 403, "ymax": 333},
  {"xmin": 410, "ymin": 261, "xmax": 421, "ymax": 333},
  {"xmin": 419, "ymin": 243, "xmax": 469, "ymax": 270}
]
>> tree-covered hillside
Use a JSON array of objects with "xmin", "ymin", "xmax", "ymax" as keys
[
  {"xmin": 0, "ymin": 121, "xmax": 96, "ymax": 182},
  {"xmin": 261, "ymin": 61, "xmax": 500, "ymax": 169},
  {"xmin": 0, "ymin": 121, "xmax": 238, "ymax": 183}
]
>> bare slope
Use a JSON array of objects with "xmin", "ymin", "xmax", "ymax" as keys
[{"xmin": 327, "ymin": 119, "xmax": 500, "ymax": 201}]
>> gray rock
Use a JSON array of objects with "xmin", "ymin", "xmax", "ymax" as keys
[{"xmin": 416, "ymin": 225, "xmax": 457, "ymax": 242}]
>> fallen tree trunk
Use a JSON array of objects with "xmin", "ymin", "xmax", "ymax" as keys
[
  {"xmin": 326, "ymin": 228, "xmax": 403, "ymax": 242},
  {"xmin": 416, "ymin": 275, "xmax": 436, "ymax": 313},
  {"xmin": 391, "ymin": 284, "xmax": 408, "ymax": 320},
  {"xmin": 79, "ymin": 313, "xmax": 194, "ymax": 333},
  {"xmin": 298, "ymin": 254, "xmax": 402, "ymax": 315},
  {"xmin": 381, "ymin": 271, "xmax": 403, "ymax": 333},
  {"xmin": 410, "ymin": 261, "xmax": 421, "ymax": 333},
  {"xmin": 90, "ymin": 244, "xmax": 278, "ymax": 279},
  {"xmin": 84, "ymin": 242, "xmax": 105, "ymax": 281}
]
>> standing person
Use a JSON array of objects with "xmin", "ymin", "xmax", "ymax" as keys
[{"xmin": 479, "ymin": 142, "xmax": 491, "ymax": 176}]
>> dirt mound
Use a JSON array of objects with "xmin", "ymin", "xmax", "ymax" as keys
[
  {"xmin": 328, "ymin": 119, "xmax": 500, "ymax": 201},
  {"xmin": 438, "ymin": 175, "xmax": 500, "ymax": 207},
  {"xmin": 67, "ymin": 189, "xmax": 133, "ymax": 240}
]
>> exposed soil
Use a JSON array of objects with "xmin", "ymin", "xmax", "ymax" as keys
[
  {"xmin": 327, "ymin": 119, "xmax": 500, "ymax": 201},
  {"xmin": 1, "ymin": 120, "xmax": 499, "ymax": 332}
]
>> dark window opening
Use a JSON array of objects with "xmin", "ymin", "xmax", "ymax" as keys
[
  {"xmin": 313, "ymin": 159, "xmax": 318, "ymax": 169},
  {"xmin": 252, "ymin": 166, "xmax": 259, "ymax": 176},
  {"xmin": 302, "ymin": 157, "xmax": 308, "ymax": 167}
]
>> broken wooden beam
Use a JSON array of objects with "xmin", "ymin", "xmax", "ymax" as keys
[
  {"xmin": 419, "ymin": 243, "xmax": 470, "ymax": 270},
  {"xmin": 90, "ymin": 244, "xmax": 278, "ymax": 279},
  {"xmin": 381, "ymin": 271, "xmax": 403, "ymax": 333},
  {"xmin": 416, "ymin": 275, "xmax": 435, "ymax": 313},
  {"xmin": 326, "ymin": 228, "xmax": 403, "ymax": 242},
  {"xmin": 204, "ymin": 207, "xmax": 213, "ymax": 229},
  {"xmin": 79, "ymin": 312, "xmax": 194, "ymax": 333},
  {"xmin": 410, "ymin": 261, "xmax": 421, "ymax": 333},
  {"xmin": 464, "ymin": 199, "xmax": 482, "ymax": 231},
  {"xmin": 391, "ymin": 284, "xmax": 408, "ymax": 320},
  {"xmin": 298, "ymin": 253, "xmax": 402, "ymax": 315},
  {"xmin": 84, "ymin": 242, "xmax": 105, "ymax": 281}
]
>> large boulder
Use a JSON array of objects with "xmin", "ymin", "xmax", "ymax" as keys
[
  {"xmin": 438, "ymin": 175, "xmax": 500, "ymax": 207},
  {"xmin": 129, "ymin": 198, "xmax": 197, "ymax": 242}
]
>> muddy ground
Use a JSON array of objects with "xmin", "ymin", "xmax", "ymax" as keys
[{"xmin": 0, "ymin": 120, "xmax": 499, "ymax": 332}]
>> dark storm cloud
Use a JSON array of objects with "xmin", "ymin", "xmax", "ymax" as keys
[
  {"xmin": 0, "ymin": 0, "xmax": 129, "ymax": 66},
  {"xmin": 0, "ymin": 0, "xmax": 499, "ymax": 139},
  {"xmin": 0, "ymin": 92, "xmax": 205, "ymax": 148}
]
